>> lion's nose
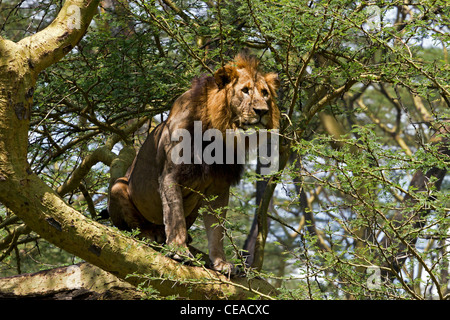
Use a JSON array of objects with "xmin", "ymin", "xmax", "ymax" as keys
[{"xmin": 253, "ymin": 106, "xmax": 269, "ymax": 117}]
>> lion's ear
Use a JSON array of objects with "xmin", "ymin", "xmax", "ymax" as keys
[
  {"xmin": 265, "ymin": 73, "xmax": 280, "ymax": 94},
  {"xmin": 214, "ymin": 65, "xmax": 238, "ymax": 89}
]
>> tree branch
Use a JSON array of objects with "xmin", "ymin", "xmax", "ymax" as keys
[
  {"xmin": 18, "ymin": 0, "xmax": 100, "ymax": 75},
  {"xmin": 0, "ymin": 262, "xmax": 145, "ymax": 299},
  {"xmin": 3, "ymin": 172, "xmax": 276, "ymax": 298},
  {"xmin": 56, "ymin": 117, "xmax": 147, "ymax": 196}
]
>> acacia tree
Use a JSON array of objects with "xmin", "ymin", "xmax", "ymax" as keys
[
  {"xmin": 1, "ymin": 0, "xmax": 449, "ymax": 300},
  {"xmin": 0, "ymin": 0, "xmax": 274, "ymax": 299}
]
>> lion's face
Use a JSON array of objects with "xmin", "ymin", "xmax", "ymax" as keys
[
  {"xmin": 229, "ymin": 68, "xmax": 278, "ymax": 130},
  {"xmin": 213, "ymin": 55, "xmax": 280, "ymax": 131}
]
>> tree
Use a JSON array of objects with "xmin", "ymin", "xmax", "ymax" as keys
[
  {"xmin": 1, "ymin": 0, "xmax": 449, "ymax": 300},
  {"xmin": 0, "ymin": 0, "xmax": 274, "ymax": 299}
]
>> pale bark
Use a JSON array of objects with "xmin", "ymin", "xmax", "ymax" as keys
[
  {"xmin": 18, "ymin": 0, "xmax": 99, "ymax": 75},
  {"xmin": 0, "ymin": 262, "xmax": 144, "ymax": 299}
]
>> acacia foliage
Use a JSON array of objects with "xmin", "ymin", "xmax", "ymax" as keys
[{"xmin": 1, "ymin": 0, "xmax": 449, "ymax": 299}]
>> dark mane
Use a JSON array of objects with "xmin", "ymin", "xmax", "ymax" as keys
[
  {"xmin": 176, "ymin": 162, "xmax": 244, "ymax": 186},
  {"xmin": 191, "ymin": 74, "xmax": 217, "ymax": 96},
  {"xmin": 174, "ymin": 121, "xmax": 244, "ymax": 186},
  {"xmin": 189, "ymin": 75, "xmax": 217, "ymax": 111}
]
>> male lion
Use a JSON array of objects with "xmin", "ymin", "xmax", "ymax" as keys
[{"xmin": 108, "ymin": 54, "xmax": 280, "ymax": 273}]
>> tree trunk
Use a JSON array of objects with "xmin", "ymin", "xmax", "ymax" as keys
[
  {"xmin": 251, "ymin": 142, "xmax": 291, "ymax": 271},
  {"xmin": 242, "ymin": 159, "xmax": 271, "ymax": 267},
  {"xmin": 0, "ymin": 0, "xmax": 276, "ymax": 300}
]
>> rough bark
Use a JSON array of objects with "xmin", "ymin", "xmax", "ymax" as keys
[
  {"xmin": 0, "ymin": 262, "xmax": 144, "ymax": 300},
  {"xmin": 0, "ymin": 0, "xmax": 276, "ymax": 300}
]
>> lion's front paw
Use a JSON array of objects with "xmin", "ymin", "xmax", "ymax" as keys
[
  {"xmin": 211, "ymin": 259, "xmax": 235, "ymax": 275},
  {"xmin": 166, "ymin": 245, "xmax": 195, "ymax": 264}
]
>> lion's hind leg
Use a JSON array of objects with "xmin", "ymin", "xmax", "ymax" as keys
[{"xmin": 108, "ymin": 177, "xmax": 166, "ymax": 243}]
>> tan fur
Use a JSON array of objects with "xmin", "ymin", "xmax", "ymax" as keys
[{"xmin": 108, "ymin": 54, "xmax": 280, "ymax": 273}]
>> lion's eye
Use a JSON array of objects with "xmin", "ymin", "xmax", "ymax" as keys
[
  {"xmin": 262, "ymin": 89, "xmax": 269, "ymax": 97},
  {"xmin": 242, "ymin": 87, "xmax": 249, "ymax": 94}
]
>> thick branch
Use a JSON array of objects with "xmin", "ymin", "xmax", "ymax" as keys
[
  {"xmin": 0, "ymin": 262, "xmax": 144, "ymax": 300},
  {"xmin": 17, "ymin": 0, "xmax": 100, "ymax": 75},
  {"xmin": 2, "ymin": 173, "xmax": 276, "ymax": 299},
  {"xmin": 57, "ymin": 145, "xmax": 116, "ymax": 196}
]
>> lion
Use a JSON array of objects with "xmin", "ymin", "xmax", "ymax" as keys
[{"xmin": 107, "ymin": 54, "xmax": 280, "ymax": 273}]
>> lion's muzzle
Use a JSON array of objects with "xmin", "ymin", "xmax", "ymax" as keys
[{"xmin": 239, "ymin": 101, "xmax": 270, "ymax": 128}]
